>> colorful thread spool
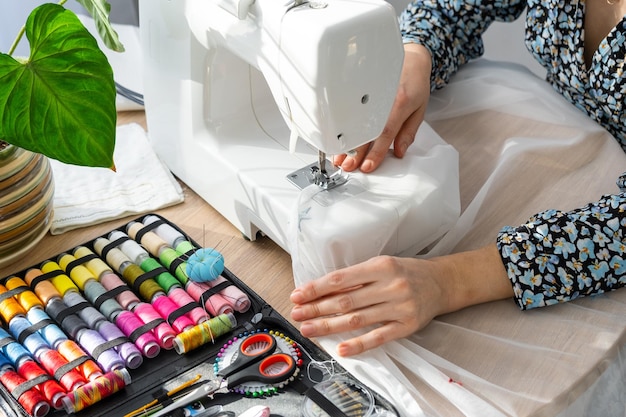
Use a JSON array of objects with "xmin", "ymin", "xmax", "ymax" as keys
[
  {"xmin": 26, "ymin": 307, "xmax": 67, "ymax": 349},
  {"xmin": 114, "ymin": 310, "xmax": 160, "ymax": 359},
  {"xmin": 4, "ymin": 276, "xmax": 43, "ymax": 311},
  {"xmin": 173, "ymin": 313, "xmax": 237, "ymax": 354},
  {"xmin": 8, "ymin": 316, "xmax": 51, "ymax": 359},
  {"xmin": 61, "ymin": 368, "xmax": 131, "ymax": 414},
  {"xmin": 167, "ymin": 287, "xmax": 210, "ymax": 325},
  {"xmin": 95, "ymin": 320, "xmax": 143, "ymax": 369},
  {"xmin": 0, "ymin": 283, "xmax": 27, "ymax": 323},
  {"xmin": 150, "ymin": 294, "xmax": 194, "ymax": 333},
  {"xmin": 185, "ymin": 281, "xmax": 233, "ymax": 316}
]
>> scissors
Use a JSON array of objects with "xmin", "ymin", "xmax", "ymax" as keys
[{"xmin": 151, "ymin": 333, "xmax": 296, "ymax": 417}]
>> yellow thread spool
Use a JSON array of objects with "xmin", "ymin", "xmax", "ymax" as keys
[
  {"xmin": 58, "ymin": 253, "xmax": 95, "ymax": 291},
  {"xmin": 173, "ymin": 313, "xmax": 237, "ymax": 354},
  {"xmin": 40, "ymin": 261, "xmax": 79, "ymax": 296},
  {"xmin": 73, "ymin": 246, "xmax": 110, "ymax": 279}
]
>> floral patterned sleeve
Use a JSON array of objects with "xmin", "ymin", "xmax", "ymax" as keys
[
  {"xmin": 496, "ymin": 173, "xmax": 626, "ymax": 310},
  {"xmin": 399, "ymin": 0, "xmax": 527, "ymax": 89}
]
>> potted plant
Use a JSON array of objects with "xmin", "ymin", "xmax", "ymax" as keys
[{"xmin": 0, "ymin": 0, "xmax": 123, "ymax": 264}]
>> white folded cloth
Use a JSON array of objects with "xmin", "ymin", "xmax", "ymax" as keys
[{"xmin": 49, "ymin": 123, "xmax": 184, "ymax": 235}]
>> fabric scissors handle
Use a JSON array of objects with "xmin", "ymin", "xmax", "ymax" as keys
[{"xmin": 218, "ymin": 333, "xmax": 296, "ymax": 386}]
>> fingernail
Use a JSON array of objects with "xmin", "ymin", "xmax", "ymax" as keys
[
  {"xmin": 342, "ymin": 157, "xmax": 356, "ymax": 171},
  {"xmin": 300, "ymin": 322, "xmax": 314, "ymax": 336},
  {"xmin": 361, "ymin": 160, "xmax": 373, "ymax": 172},
  {"xmin": 290, "ymin": 288, "xmax": 302, "ymax": 302}
]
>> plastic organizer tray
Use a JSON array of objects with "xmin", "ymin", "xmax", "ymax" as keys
[{"xmin": 0, "ymin": 214, "xmax": 399, "ymax": 417}]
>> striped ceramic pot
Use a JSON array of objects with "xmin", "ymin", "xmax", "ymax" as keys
[{"xmin": 0, "ymin": 143, "xmax": 54, "ymax": 268}]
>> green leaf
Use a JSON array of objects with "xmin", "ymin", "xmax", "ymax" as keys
[
  {"xmin": 75, "ymin": 0, "xmax": 125, "ymax": 52},
  {"xmin": 0, "ymin": 3, "xmax": 116, "ymax": 168}
]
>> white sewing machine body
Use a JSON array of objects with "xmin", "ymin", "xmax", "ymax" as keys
[{"xmin": 139, "ymin": 0, "xmax": 459, "ymax": 268}]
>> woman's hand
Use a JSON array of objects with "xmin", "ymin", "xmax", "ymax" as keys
[
  {"xmin": 334, "ymin": 43, "xmax": 433, "ymax": 173},
  {"xmin": 290, "ymin": 245, "xmax": 513, "ymax": 356}
]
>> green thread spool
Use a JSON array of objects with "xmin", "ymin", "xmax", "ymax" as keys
[
  {"xmin": 158, "ymin": 248, "xmax": 189, "ymax": 285},
  {"xmin": 140, "ymin": 257, "xmax": 180, "ymax": 293}
]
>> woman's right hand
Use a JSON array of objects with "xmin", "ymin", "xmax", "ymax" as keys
[{"xmin": 334, "ymin": 43, "xmax": 433, "ymax": 173}]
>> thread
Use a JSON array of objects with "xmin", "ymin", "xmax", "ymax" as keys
[
  {"xmin": 151, "ymin": 294, "xmax": 194, "ymax": 333},
  {"xmin": 0, "ymin": 328, "xmax": 32, "ymax": 367},
  {"xmin": 115, "ymin": 311, "xmax": 160, "ymax": 358},
  {"xmin": 8, "ymin": 316, "xmax": 50, "ymax": 359},
  {"xmin": 132, "ymin": 302, "xmax": 175, "ymax": 350},
  {"xmin": 173, "ymin": 313, "xmax": 237, "ymax": 354},
  {"xmin": 62, "ymin": 290, "xmax": 107, "ymax": 329},
  {"xmin": 185, "ymin": 281, "xmax": 233, "ymax": 316},
  {"xmin": 197, "ymin": 276, "xmax": 251, "ymax": 313},
  {"xmin": 4, "ymin": 276, "xmax": 43, "ymax": 311},
  {"xmin": 26, "ymin": 308, "xmax": 67, "ymax": 349},
  {"xmin": 45, "ymin": 298, "xmax": 88, "ymax": 340},
  {"xmin": 40, "ymin": 261, "xmax": 79, "ymax": 296},
  {"xmin": 96, "ymin": 321, "xmax": 143, "ymax": 369},
  {"xmin": 61, "ymin": 368, "xmax": 131, "ymax": 414},
  {"xmin": 74, "ymin": 328, "xmax": 126, "ymax": 373},
  {"xmin": 0, "ymin": 367, "xmax": 50, "ymax": 417},
  {"xmin": 142, "ymin": 215, "xmax": 188, "ymax": 249},
  {"xmin": 73, "ymin": 246, "xmax": 139, "ymax": 310},
  {"xmin": 92, "ymin": 238, "xmax": 141, "ymax": 309},
  {"xmin": 126, "ymin": 221, "xmax": 189, "ymax": 285},
  {"xmin": 0, "ymin": 283, "xmax": 27, "ymax": 323},
  {"xmin": 83, "ymin": 280, "xmax": 124, "ymax": 320},
  {"xmin": 17, "ymin": 359, "xmax": 66, "ymax": 409},
  {"xmin": 56, "ymin": 340, "xmax": 103, "ymax": 381},
  {"xmin": 168, "ymin": 287, "xmax": 209, "ymax": 324},
  {"xmin": 24, "ymin": 268, "xmax": 61, "ymax": 306},
  {"xmin": 38, "ymin": 348, "xmax": 87, "ymax": 391}
]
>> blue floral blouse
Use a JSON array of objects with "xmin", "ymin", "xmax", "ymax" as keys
[{"xmin": 399, "ymin": 0, "xmax": 626, "ymax": 309}]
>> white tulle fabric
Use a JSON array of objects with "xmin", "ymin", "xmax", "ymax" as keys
[{"xmin": 290, "ymin": 59, "xmax": 626, "ymax": 417}]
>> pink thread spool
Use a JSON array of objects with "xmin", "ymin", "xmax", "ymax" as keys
[
  {"xmin": 132, "ymin": 302, "xmax": 176, "ymax": 350},
  {"xmin": 184, "ymin": 281, "xmax": 232, "ymax": 316},
  {"xmin": 168, "ymin": 287, "xmax": 209, "ymax": 324},
  {"xmin": 151, "ymin": 294, "xmax": 194, "ymax": 333},
  {"xmin": 115, "ymin": 311, "xmax": 160, "ymax": 358}
]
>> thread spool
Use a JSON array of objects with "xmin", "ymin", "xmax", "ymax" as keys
[
  {"xmin": 0, "ymin": 328, "xmax": 32, "ymax": 367},
  {"xmin": 62, "ymin": 290, "xmax": 107, "ymax": 329},
  {"xmin": 83, "ymin": 280, "xmax": 124, "ymax": 320},
  {"xmin": 132, "ymin": 302, "xmax": 176, "ymax": 350},
  {"xmin": 26, "ymin": 308, "xmax": 67, "ymax": 349},
  {"xmin": 115, "ymin": 311, "xmax": 160, "ymax": 358},
  {"xmin": 74, "ymin": 328, "xmax": 126, "ymax": 373},
  {"xmin": 73, "ymin": 246, "xmax": 139, "ymax": 310},
  {"xmin": 197, "ymin": 277, "xmax": 251, "ymax": 313},
  {"xmin": 0, "ymin": 283, "xmax": 26, "ymax": 323},
  {"xmin": 17, "ymin": 359, "xmax": 66, "ymax": 409},
  {"xmin": 168, "ymin": 287, "xmax": 209, "ymax": 325},
  {"xmin": 4, "ymin": 276, "xmax": 43, "ymax": 311},
  {"xmin": 45, "ymin": 298, "xmax": 88, "ymax": 340},
  {"xmin": 301, "ymin": 377, "xmax": 375, "ymax": 417},
  {"xmin": 40, "ymin": 261, "xmax": 80, "ymax": 297},
  {"xmin": 24, "ymin": 268, "xmax": 61, "ymax": 306},
  {"xmin": 185, "ymin": 281, "xmax": 233, "ymax": 316},
  {"xmin": 38, "ymin": 348, "xmax": 87, "ymax": 391},
  {"xmin": 57, "ymin": 340, "xmax": 103, "ymax": 381},
  {"xmin": 61, "ymin": 368, "xmax": 131, "ymax": 414},
  {"xmin": 151, "ymin": 294, "xmax": 194, "ymax": 333},
  {"xmin": 113, "ymin": 232, "xmax": 180, "ymax": 293},
  {"xmin": 95, "ymin": 320, "xmax": 143, "ymax": 369},
  {"xmin": 0, "ymin": 367, "xmax": 50, "ymax": 417},
  {"xmin": 92, "ymin": 238, "xmax": 142, "ymax": 309},
  {"xmin": 8, "ymin": 316, "xmax": 50, "ymax": 359},
  {"xmin": 126, "ymin": 222, "xmax": 189, "ymax": 285},
  {"xmin": 142, "ymin": 215, "xmax": 188, "ymax": 249},
  {"xmin": 173, "ymin": 313, "xmax": 237, "ymax": 354}
]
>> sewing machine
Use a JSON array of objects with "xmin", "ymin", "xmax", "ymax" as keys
[{"xmin": 138, "ymin": 0, "xmax": 459, "ymax": 271}]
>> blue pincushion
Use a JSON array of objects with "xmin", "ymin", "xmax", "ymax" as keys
[{"xmin": 186, "ymin": 248, "xmax": 225, "ymax": 282}]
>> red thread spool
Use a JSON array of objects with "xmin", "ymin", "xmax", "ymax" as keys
[
  {"xmin": 38, "ymin": 348, "xmax": 87, "ymax": 391},
  {"xmin": 17, "ymin": 359, "xmax": 66, "ymax": 409},
  {"xmin": 61, "ymin": 368, "xmax": 131, "ymax": 414},
  {"xmin": 0, "ymin": 368, "xmax": 50, "ymax": 417}
]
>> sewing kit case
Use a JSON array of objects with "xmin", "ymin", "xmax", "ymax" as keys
[{"xmin": 0, "ymin": 214, "xmax": 398, "ymax": 417}]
